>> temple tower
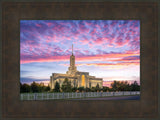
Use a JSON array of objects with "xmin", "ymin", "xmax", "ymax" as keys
[
  {"xmin": 70, "ymin": 44, "xmax": 75, "ymax": 68},
  {"xmin": 66, "ymin": 44, "xmax": 77, "ymax": 75}
]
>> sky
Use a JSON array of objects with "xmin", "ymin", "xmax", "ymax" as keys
[{"xmin": 20, "ymin": 20, "xmax": 140, "ymax": 86}]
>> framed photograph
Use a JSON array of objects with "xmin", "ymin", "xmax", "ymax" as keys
[
  {"xmin": 1, "ymin": 1, "xmax": 158, "ymax": 119},
  {"xmin": 20, "ymin": 19, "xmax": 140, "ymax": 101}
]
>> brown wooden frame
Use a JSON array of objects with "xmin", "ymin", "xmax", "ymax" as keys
[{"xmin": 1, "ymin": 1, "xmax": 158, "ymax": 119}]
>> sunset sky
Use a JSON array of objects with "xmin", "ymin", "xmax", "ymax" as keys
[{"xmin": 20, "ymin": 20, "xmax": 140, "ymax": 86}]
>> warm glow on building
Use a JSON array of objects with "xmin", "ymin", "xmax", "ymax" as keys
[{"xmin": 82, "ymin": 75, "xmax": 85, "ymax": 87}]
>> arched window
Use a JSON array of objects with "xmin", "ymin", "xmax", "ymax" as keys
[{"xmin": 81, "ymin": 75, "xmax": 85, "ymax": 87}]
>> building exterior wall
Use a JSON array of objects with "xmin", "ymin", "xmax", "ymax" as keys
[{"xmin": 50, "ymin": 73, "xmax": 103, "ymax": 89}]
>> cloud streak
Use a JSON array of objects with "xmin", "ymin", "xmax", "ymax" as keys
[{"xmin": 20, "ymin": 51, "xmax": 139, "ymax": 64}]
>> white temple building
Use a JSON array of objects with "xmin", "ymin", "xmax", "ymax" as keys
[{"xmin": 49, "ymin": 45, "xmax": 103, "ymax": 89}]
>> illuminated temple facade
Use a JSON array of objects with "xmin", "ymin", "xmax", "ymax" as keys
[{"xmin": 49, "ymin": 45, "xmax": 103, "ymax": 89}]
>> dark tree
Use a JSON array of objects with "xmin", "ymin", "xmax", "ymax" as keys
[
  {"xmin": 61, "ymin": 78, "xmax": 72, "ymax": 92},
  {"xmin": 78, "ymin": 87, "xmax": 84, "ymax": 92},
  {"xmin": 96, "ymin": 83, "xmax": 99, "ymax": 88},
  {"xmin": 45, "ymin": 85, "xmax": 51, "ymax": 92},
  {"xmin": 38, "ymin": 82, "xmax": 45, "ymax": 92},
  {"xmin": 111, "ymin": 81, "xmax": 119, "ymax": 91},
  {"xmin": 130, "ymin": 81, "xmax": 140, "ymax": 91},
  {"xmin": 20, "ymin": 82, "xmax": 23, "ymax": 93},
  {"xmin": 85, "ymin": 87, "xmax": 91, "ymax": 92},
  {"xmin": 21, "ymin": 83, "xmax": 31, "ymax": 93},
  {"xmin": 72, "ymin": 87, "xmax": 77, "ymax": 92},
  {"xmin": 102, "ymin": 86, "xmax": 110, "ymax": 92},
  {"xmin": 95, "ymin": 83, "xmax": 100, "ymax": 91},
  {"xmin": 31, "ymin": 81, "xmax": 39, "ymax": 93},
  {"xmin": 110, "ymin": 80, "xmax": 140, "ymax": 91},
  {"xmin": 91, "ymin": 87, "xmax": 96, "ymax": 92},
  {"xmin": 54, "ymin": 81, "xmax": 60, "ymax": 92}
]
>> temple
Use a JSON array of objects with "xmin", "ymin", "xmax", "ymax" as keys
[{"xmin": 49, "ymin": 45, "xmax": 103, "ymax": 89}]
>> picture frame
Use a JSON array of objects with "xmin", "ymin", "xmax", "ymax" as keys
[{"xmin": 1, "ymin": 1, "xmax": 158, "ymax": 120}]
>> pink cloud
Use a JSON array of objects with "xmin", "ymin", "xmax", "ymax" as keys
[
  {"xmin": 79, "ymin": 24, "xmax": 90, "ymax": 33},
  {"xmin": 93, "ymin": 37, "xmax": 104, "ymax": 45},
  {"xmin": 107, "ymin": 44, "xmax": 114, "ymax": 47},
  {"xmin": 47, "ymin": 22, "xmax": 53, "ymax": 27},
  {"xmin": 35, "ymin": 23, "xmax": 42, "ymax": 27},
  {"xmin": 79, "ymin": 39, "xmax": 89, "ymax": 45},
  {"xmin": 90, "ymin": 28, "xmax": 97, "ymax": 36}
]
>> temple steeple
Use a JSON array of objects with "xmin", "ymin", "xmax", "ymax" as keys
[
  {"xmin": 70, "ymin": 44, "xmax": 75, "ymax": 68},
  {"xmin": 66, "ymin": 44, "xmax": 77, "ymax": 75}
]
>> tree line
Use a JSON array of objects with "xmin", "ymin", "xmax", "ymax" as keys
[
  {"xmin": 53, "ymin": 78, "xmax": 140, "ymax": 92},
  {"xmin": 20, "ymin": 81, "xmax": 50, "ymax": 93},
  {"xmin": 20, "ymin": 78, "xmax": 140, "ymax": 93}
]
